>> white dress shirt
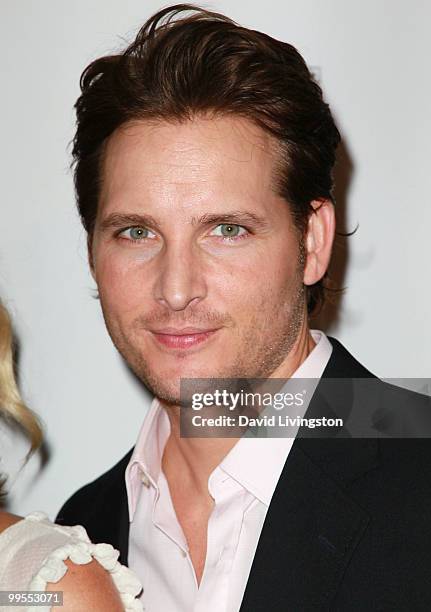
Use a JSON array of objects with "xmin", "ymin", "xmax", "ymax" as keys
[{"xmin": 126, "ymin": 330, "xmax": 333, "ymax": 612}]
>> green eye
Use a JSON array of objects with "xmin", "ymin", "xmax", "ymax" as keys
[
  {"xmin": 129, "ymin": 227, "xmax": 148, "ymax": 240},
  {"xmin": 119, "ymin": 226, "xmax": 151, "ymax": 241},
  {"xmin": 220, "ymin": 224, "xmax": 240, "ymax": 237},
  {"xmin": 212, "ymin": 224, "xmax": 246, "ymax": 238}
]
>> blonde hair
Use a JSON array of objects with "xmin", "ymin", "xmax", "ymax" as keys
[{"xmin": 0, "ymin": 301, "xmax": 43, "ymax": 497}]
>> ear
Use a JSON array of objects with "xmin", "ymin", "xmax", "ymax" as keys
[
  {"xmin": 303, "ymin": 199, "xmax": 335, "ymax": 286},
  {"xmin": 87, "ymin": 234, "xmax": 96, "ymax": 281}
]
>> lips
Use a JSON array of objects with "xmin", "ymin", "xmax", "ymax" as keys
[{"xmin": 149, "ymin": 327, "xmax": 220, "ymax": 349}]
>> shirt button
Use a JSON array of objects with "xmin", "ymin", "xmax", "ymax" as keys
[{"xmin": 181, "ymin": 549, "xmax": 187, "ymax": 558}]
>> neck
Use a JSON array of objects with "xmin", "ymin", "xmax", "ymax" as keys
[
  {"xmin": 162, "ymin": 417, "xmax": 238, "ymax": 497},
  {"xmin": 161, "ymin": 322, "xmax": 316, "ymax": 495}
]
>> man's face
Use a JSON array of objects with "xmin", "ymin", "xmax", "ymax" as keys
[{"xmin": 91, "ymin": 116, "xmax": 308, "ymax": 405}]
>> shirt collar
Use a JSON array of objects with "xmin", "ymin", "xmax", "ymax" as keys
[
  {"xmin": 126, "ymin": 329, "xmax": 333, "ymax": 517},
  {"xmin": 125, "ymin": 399, "xmax": 170, "ymax": 520}
]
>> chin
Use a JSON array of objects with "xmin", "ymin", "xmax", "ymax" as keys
[{"xmin": 141, "ymin": 361, "xmax": 227, "ymax": 404}]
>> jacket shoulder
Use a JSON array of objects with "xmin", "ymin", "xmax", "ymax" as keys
[{"xmin": 326, "ymin": 336, "xmax": 376, "ymax": 379}]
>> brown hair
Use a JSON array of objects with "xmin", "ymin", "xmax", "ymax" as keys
[
  {"xmin": 0, "ymin": 302, "xmax": 43, "ymax": 499},
  {"xmin": 72, "ymin": 4, "xmax": 340, "ymax": 314}
]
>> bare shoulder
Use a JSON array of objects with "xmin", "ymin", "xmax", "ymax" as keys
[
  {"xmin": 0, "ymin": 511, "xmax": 22, "ymax": 533},
  {"xmin": 48, "ymin": 558, "xmax": 123, "ymax": 612}
]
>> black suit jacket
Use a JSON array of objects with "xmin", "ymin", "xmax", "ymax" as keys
[{"xmin": 57, "ymin": 338, "xmax": 431, "ymax": 611}]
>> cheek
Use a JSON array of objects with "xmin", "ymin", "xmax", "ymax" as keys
[
  {"xmin": 95, "ymin": 251, "xmax": 150, "ymax": 316},
  {"xmin": 209, "ymin": 246, "xmax": 300, "ymax": 316}
]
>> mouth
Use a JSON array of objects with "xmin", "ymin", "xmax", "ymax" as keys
[{"xmin": 149, "ymin": 327, "xmax": 221, "ymax": 350}]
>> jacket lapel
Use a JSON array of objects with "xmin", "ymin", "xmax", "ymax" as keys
[
  {"xmin": 239, "ymin": 337, "xmax": 379, "ymax": 611},
  {"xmin": 239, "ymin": 439, "xmax": 374, "ymax": 611}
]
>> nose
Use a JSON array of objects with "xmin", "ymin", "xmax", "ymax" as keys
[{"xmin": 153, "ymin": 242, "xmax": 207, "ymax": 311}]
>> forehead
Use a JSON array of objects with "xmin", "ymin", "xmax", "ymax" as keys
[{"xmin": 99, "ymin": 115, "xmax": 281, "ymax": 210}]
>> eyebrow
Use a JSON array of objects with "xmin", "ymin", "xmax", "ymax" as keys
[
  {"xmin": 98, "ymin": 213, "xmax": 158, "ymax": 233},
  {"xmin": 98, "ymin": 210, "xmax": 270, "ymax": 232},
  {"xmin": 191, "ymin": 211, "xmax": 269, "ymax": 229}
]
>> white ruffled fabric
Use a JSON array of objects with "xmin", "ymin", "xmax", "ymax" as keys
[{"xmin": 2, "ymin": 512, "xmax": 143, "ymax": 612}]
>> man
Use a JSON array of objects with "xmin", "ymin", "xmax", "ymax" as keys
[{"xmin": 57, "ymin": 5, "xmax": 431, "ymax": 611}]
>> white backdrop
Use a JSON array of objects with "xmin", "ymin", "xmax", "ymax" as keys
[{"xmin": 1, "ymin": 0, "xmax": 430, "ymax": 518}]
